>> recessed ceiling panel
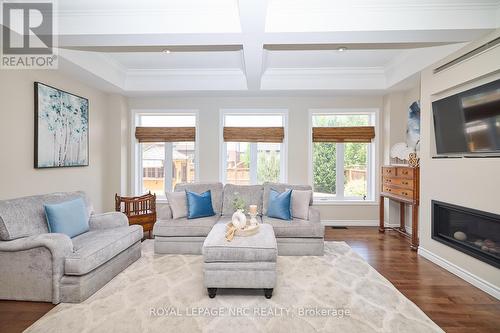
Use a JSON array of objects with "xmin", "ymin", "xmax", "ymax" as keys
[
  {"xmin": 58, "ymin": 0, "xmax": 241, "ymax": 34},
  {"xmin": 264, "ymin": 49, "xmax": 402, "ymax": 69},
  {"xmin": 266, "ymin": 0, "xmax": 500, "ymax": 32},
  {"xmin": 107, "ymin": 51, "xmax": 244, "ymax": 70}
]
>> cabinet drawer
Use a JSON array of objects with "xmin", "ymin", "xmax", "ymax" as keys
[
  {"xmin": 382, "ymin": 167, "xmax": 396, "ymax": 177},
  {"xmin": 383, "ymin": 186, "xmax": 414, "ymax": 199},
  {"xmin": 383, "ymin": 177, "xmax": 395, "ymax": 185},
  {"xmin": 398, "ymin": 188, "xmax": 414, "ymax": 199},
  {"xmin": 396, "ymin": 167, "xmax": 413, "ymax": 178},
  {"xmin": 391, "ymin": 178, "xmax": 414, "ymax": 188},
  {"xmin": 382, "ymin": 186, "xmax": 396, "ymax": 195}
]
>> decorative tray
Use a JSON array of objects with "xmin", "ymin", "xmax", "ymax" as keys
[{"xmin": 226, "ymin": 222, "xmax": 260, "ymax": 237}]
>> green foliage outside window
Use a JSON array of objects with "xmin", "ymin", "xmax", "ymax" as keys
[
  {"xmin": 313, "ymin": 143, "xmax": 336, "ymax": 194},
  {"xmin": 313, "ymin": 114, "xmax": 370, "ymax": 196},
  {"xmin": 257, "ymin": 150, "xmax": 280, "ymax": 183}
]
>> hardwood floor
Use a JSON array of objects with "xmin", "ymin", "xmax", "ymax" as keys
[
  {"xmin": 325, "ymin": 227, "xmax": 500, "ymax": 333},
  {"xmin": 1, "ymin": 227, "xmax": 499, "ymax": 332},
  {"xmin": 0, "ymin": 301, "xmax": 54, "ymax": 333}
]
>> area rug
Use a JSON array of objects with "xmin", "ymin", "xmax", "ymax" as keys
[{"xmin": 25, "ymin": 241, "xmax": 443, "ymax": 333}]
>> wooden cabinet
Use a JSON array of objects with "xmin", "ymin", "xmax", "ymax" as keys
[
  {"xmin": 379, "ymin": 166, "xmax": 420, "ymax": 250},
  {"xmin": 115, "ymin": 192, "xmax": 157, "ymax": 238}
]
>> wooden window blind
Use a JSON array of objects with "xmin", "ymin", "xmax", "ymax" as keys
[
  {"xmin": 135, "ymin": 127, "xmax": 196, "ymax": 142},
  {"xmin": 223, "ymin": 127, "xmax": 285, "ymax": 143},
  {"xmin": 312, "ymin": 126, "xmax": 375, "ymax": 143}
]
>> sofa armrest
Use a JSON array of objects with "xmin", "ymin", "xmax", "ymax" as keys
[
  {"xmin": 157, "ymin": 203, "xmax": 173, "ymax": 220},
  {"xmin": 0, "ymin": 233, "xmax": 73, "ymax": 255},
  {"xmin": 89, "ymin": 212, "xmax": 129, "ymax": 230},
  {"xmin": 0, "ymin": 233, "xmax": 73, "ymax": 303},
  {"xmin": 308, "ymin": 206, "xmax": 321, "ymax": 223}
]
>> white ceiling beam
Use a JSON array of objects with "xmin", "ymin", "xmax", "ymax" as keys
[
  {"xmin": 58, "ymin": 33, "xmax": 243, "ymax": 49},
  {"xmin": 238, "ymin": 0, "xmax": 268, "ymax": 90},
  {"xmin": 263, "ymin": 29, "xmax": 493, "ymax": 45}
]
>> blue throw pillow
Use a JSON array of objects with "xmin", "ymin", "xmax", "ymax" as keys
[
  {"xmin": 186, "ymin": 190, "xmax": 216, "ymax": 219},
  {"xmin": 44, "ymin": 198, "xmax": 89, "ymax": 238},
  {"xmin": 267, "ymin": 189, "xmax": 292, "ymax": 221}
]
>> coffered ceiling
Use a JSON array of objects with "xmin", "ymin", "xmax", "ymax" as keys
[{"xmin": 51, "ymin": 0, "xmax": 500, "ymax": 95}]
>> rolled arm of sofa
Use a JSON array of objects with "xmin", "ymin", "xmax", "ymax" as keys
[
  {"xmin": 89, "ymin": 212, "xmax": 129, "ymax": 230},
  {"xmin": 308, "ymin": 206, "xmax": 321, "ymax": 223},
  {"xmin": 0, "ymin": 233, "xmax": 73, "ymax": 256},
  {"xmin": 0, "ymin": 233, "xmax": 73, "ymax": 303}
]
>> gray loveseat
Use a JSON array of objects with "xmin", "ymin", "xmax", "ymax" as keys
[
  {"xmin": 0, "ymin": 192, "xmax": 142, "ymax": 304},
  {"xmin": 154, "ymin": 182, "xmax": 324, "ymax": 256}
]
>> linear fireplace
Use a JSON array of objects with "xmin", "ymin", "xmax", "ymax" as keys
[{"xmin": 432, "ymin": 200, "xmax": 500, "ymax": 268}]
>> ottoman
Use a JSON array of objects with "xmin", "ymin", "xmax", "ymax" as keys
[{"xmin": 202, "ymin": 223, "xmax": 277, "ymax": 299}]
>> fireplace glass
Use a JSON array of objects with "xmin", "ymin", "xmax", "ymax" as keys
[{"xmin": 432, "ymin": 200, "xmax": 500, "ymax": 268}]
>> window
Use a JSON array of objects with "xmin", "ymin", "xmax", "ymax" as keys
[
  {"xmin": 221, "ymin": 111, "xmax": 287, "ymax": 185},
  {"xmin": 311, "ymin": 111, "xmax": 376, "ymax": 202},
  {"xmin": 135, "ymin": 113, "xmax": 197, "ymax": 197}
]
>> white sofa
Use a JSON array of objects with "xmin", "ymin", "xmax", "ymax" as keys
[{"xmin": 153, "ymin": 182, "xmax": 324, "ymax": 256}]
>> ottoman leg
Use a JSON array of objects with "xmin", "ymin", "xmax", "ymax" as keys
[
  {"xmin": 264, "ymin": 288, "xmax": 273, "ymax": 299},
  {"xmin": 207, "ymin": 288, "xmax": 217, "ymax": 298}
]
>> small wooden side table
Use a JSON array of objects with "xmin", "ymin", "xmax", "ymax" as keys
[
  {"xmin": 115, "ymin": 192, "xmax": 157, "ymax": 238},
  {"xmin": 379, "ymin": 165, "xmax": 420, "ymax": 250}
]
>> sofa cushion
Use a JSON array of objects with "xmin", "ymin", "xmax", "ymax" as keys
[
  {"xmin": 165, "ymin": 191, "xmax": 187, "ymax": 219},
  {"xmin": 175, "ymin": 182, "xmax": 223, "ymax": 215},
  {"xmin": 262, "ymin": 216, "xmax": 324, "ymax": 238},
  {"xmin": 153, "ymin": 216, "xmax": 219, "ymax": 237},
  {"xmin": 203, "ymin": 223, "xmax": 277, "ymax": 263},
  {"xmin": 290, "ymin": 189, "xmax": 313, "ymax": 220},
  {"xmin": 267, "ymin": 189, "xmax": 292, "ymax": 220},
  {"xmin": 186, "ymin": 190, "xmax": 216, "ymax": 219},
  {"xmin": 65, "ymin": 225, "xmax": 142, "ymax": 276},
  {"xmin": 44, "ymin": 198, "xmax": 90, "ymax": 238},
  {"xmin": 0, "ymin": 191, "xmax": 93, "ymax": 241},
  {"xmin": 262, "ymin": 183, "xmax": 312, "ymax": 215},
  {"xmin": 222, "ymin": 184, "xmax": 263, "ymax": 216}
]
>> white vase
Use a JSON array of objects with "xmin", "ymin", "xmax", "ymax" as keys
[{"xmin": 232, "ymin": 209, "xmax": 246, "ymax": 230}]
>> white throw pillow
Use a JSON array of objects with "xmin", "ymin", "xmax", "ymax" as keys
[
  {"xmin": 289, "ymin": 189, "xmax": 312, "ymax": 220},
  {"xmin": 166, "ymin": 191, "xmax": 187, "ymax": 219}
]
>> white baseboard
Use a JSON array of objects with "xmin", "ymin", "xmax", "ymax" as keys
[
  {"xmin": 385, "ymin": 224, "xmax": 412, "ymax": 234},
  {"xmin": 321, "ymin": 220, "xmax": 411, "ymax": 234},
  {"xmin": 418, "ymin": 247, "xmax": 500, "ymax": 300},
  {"xmin": 321, "ymin": 220, "xmax": 378, "ymax": 227}
]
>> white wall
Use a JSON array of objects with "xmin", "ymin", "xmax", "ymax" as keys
[
  {"xmin": 0, "ymin": 70, "xmax": 120, "ymax": 212},
  {"xmin": 382, "ymin": 84, "xmax": 421, "ymax": 228},
  {"xmin": 419, "ymin": 30, "xmax": 500, "ymax": 297},
  {"xmin": 105, "ymin": 94, "xmax": 130, "ymax": 205},
  {"xmin": 128, "ymin": 95, "xmax": 384, "ymax": 222}
]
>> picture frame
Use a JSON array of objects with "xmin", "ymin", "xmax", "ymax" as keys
[{"xmin": 34, "ymin": 82, "xmax": 89, "ymax": 168}]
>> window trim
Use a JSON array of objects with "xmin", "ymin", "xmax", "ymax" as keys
[
  {"xmin": 131, "ymin": 109, "xmax": 199, "ymax": 198},
  {"xmin": 308, "ymin": 108, "xmax": 380, "ymax": 204},
  {"xmin": 219, "ymin": 109, "xmax": 288, "ymax": 185}
]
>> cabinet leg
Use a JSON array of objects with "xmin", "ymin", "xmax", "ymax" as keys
[
  {"xmin": 379, "ymin": 196, "xmax": 385, "ymax": 233},
  {"xmin": 411, "ymin": 205, "xmax": 419, "ymax": 251},
  {"xmin": 400, "ymin": 203, "xmax": 405, "ymax": 232}
]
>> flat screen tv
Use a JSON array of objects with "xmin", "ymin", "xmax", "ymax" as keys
[{"xmin": 432, "ymin": 78, "xmax": 500, "ymax": 156}]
